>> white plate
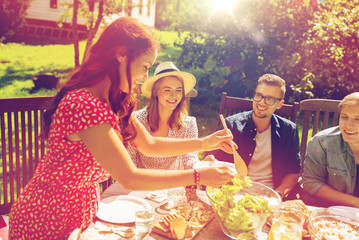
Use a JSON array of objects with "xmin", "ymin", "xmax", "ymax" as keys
[
  {"xmin": 193, "ymin": 161, "xmax": 237, "ymax": 174},
  {"xmin": 328, "ymin": 206, "xmax": 359, "ymax": 219},
  {"xmin": 96, "ymin": 195, "xmax": 151, "ymax": 224},
  {"xmin": 329, "ymin": 206, "xmax": 359, "ymax": 213}
]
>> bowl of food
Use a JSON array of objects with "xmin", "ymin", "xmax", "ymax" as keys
[
  {"xmin": 308, "ymin": 208, "xmax": 359, "ymax": 240},
  {"xmin": 206, "ymin": 177, "xmax": 282, "ymax": 239}
]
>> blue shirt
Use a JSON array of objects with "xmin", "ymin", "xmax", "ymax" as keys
[
  {"xmin": 301, "ymin": 126, "xmax": 357, "ymax": 195},
  {"xmin": 213, "ymin": 111, "xmax": 301, "ymax": 188}
]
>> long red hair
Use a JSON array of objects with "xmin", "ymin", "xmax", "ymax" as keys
[{"xmin": 43, "ymin": 17, "xmax": 159, "ymax": 145}]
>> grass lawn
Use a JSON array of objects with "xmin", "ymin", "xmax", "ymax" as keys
[{"xmin": 0, "ymin": 30, "xmax": 219, "ymax": 137}]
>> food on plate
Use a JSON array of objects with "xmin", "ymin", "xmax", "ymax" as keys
[
  {"xmin": 153, "ymin": 221, "xmax": 170, "ymax": 233},
  {"xmin": 176, "ymin": 201, "xmax": 213, "ymax": 227},
  {"xmin": 93, "ymin": 221, "xmax": 135, "ymax": 238},
  {"xmin": 162, "ymin": 213, "xmax": 180, "ymax": 227},
  {"xmin": 116, "ymin": 227, "xmax": 135, "ymax": 238},
  {"xmin": 170, "ymin": 216, "xmax": 189, "ymax": 240},
  {"xmin": 310, "ymin": 218, "xmax": 359, "ymax": 240},
  {"xmin": 146, "ymin": 190, "xmax": 167, "ymax": 203},
  {"xmin": 152, "ymin": 200, "xmax": 214, "ymax": 239}
]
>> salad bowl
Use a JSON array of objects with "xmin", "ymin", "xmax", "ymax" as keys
[
  {"xmin": 308, "ymin": 208, "xmax": 359, "ymax": 240},
  {"xmin": 206, "ymin": 178, "xmax": 281, "ymax": 239}
]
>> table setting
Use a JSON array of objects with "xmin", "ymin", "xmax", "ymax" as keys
[{"xmin": 75, "ymin": 158, "xmax": 359, "ymax": 240}]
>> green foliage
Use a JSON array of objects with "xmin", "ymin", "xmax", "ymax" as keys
[
  {"xmin": 155, "ymin": 0, "xmax": 211, "ymax": 30},
  {"xmin": 176, "ymin": 0, "xmax": 317, "ymax": 102},
  {"xmin": 190, "ymin": 103, "xmax": 219, "ymax": 137},
  {"xmin": 175, "ymin": 0, "xmax": 359, "ymax": 102},
  {"xmin": 299, "ymin": 0, "xmax": 359, "ymax": 100},
  {"xmin": 0, "ymin": 41, "xmax": 86, "ymax": 94},
  {"xmin": 59, "ymin": 0, "xmax": 147, "ymax": 65},
  {"xmin": 154, "ymin": 30, "xmax": 183, "ymax": 61},
  {"xmin": 0, "ymin": 0, "xmax": 32, "ymax": 40},
  {"xmin": 59, "ymin": 0, "xmax": 124, "ymax": 26},
  {"xmin": 155, "ymin": 29, "xmax": 190, "ymax": 47}
]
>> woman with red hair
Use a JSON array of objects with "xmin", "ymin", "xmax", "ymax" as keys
[{"xmin": 9, "ymin": 17, "xmax": 235, "ymax": 239}]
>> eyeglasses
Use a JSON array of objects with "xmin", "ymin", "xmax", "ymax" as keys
[{"xmin": 253, "ymin": 92, "xmax": 282, "ymax": 106}]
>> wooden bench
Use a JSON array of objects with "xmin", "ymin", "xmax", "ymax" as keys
[
  {"xmin": 0, "ymin": 88, "xmax": 198, "ymax": 215},
  {"xmin": 0, "ymin": 96, "xmax": 53, "ymax": 215}
]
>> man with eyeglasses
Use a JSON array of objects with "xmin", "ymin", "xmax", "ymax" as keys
[{"xmin": 212, "ymin": 74, "xmax": 301, "ymax": 199}]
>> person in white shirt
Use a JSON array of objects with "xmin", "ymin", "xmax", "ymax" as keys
[{"xmin": 212, "ymin": 74, "xmax": 301, "ymax": 199}]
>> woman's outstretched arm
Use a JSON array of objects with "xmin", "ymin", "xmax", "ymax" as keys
[
  {"xmin": 131, "ymin": 116, "xmax": 234, "ymax": 156},
  {"xmin": 78, "ymin": 122, "xmax": 235, "ymax": 191}
]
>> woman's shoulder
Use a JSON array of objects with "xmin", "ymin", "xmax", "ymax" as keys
[
  {"xmin": 61, "ymin": 89, "xmax": 101, "ymax": 105},
  {"xmin": 176, "ymin": 115, "xmax": 197, "ymax": 137},
  {"xmin": 134, "ymin": 107, "xmax": 147, "ymax": 115},
  {"xmin": 185, "ymin": 115, "xmax": 196, "ymax": 124},
  {"xmin": 59, "ymin": 89, "xmax": 114, "ymax": 115},
  {"xmin": 181, "ymin": 116, "xmax": 197, "ymax": 131},
  {"xmin": 134, "ymin": 108, "xmax": 149, "ymax": 123}
]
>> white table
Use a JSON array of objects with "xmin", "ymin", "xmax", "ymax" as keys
[
  {"xmin": 80, "ymin": 182, "xmax": 228, "ymax": 240},
  {"xmin": 80, "ymin": 182, "xmax": 312, "ymax": 240}
]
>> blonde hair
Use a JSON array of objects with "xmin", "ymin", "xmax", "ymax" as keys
[
  {"xmin": 146, "ymin": 76, "xmax": 188, "ymax": 132},
  {"xmin": 257, "ymin": 74, "xmax": 286, "ymax": 98},
  {"xmin": 339, "ymin": 92, "xmax": 359, "ymax": 111}
]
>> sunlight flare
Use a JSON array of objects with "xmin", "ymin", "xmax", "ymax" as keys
[{"xmin": 211, "ymin": 0, "xmax": 236, "ymax": 12}]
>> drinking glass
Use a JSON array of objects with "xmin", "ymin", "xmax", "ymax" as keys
[
  {"xmin": 135, "ymin": 206, "xmax": 154, "ymax": 233},
  {"xmin": 165, "ymin": 187, "xmax": 185, "ymax": 210},
  {"xmin": 267, "ymin": 203, "xmax": 305, "ymax": 240}
]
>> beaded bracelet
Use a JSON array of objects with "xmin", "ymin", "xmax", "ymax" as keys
[
  {"xmin": 194, "ymin": 169, "xmax": 200, "ymax": 187},
  {"xmin": 186, "ymin": 169, "xmax": 201, "ymax": 202},
  {"xmin": 186, "ymin": 185, "xmax": 195, "ymax": 202}
]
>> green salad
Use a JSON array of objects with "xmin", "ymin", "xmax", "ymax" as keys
[{"xmin": 207, "ymin": 176, "xmax": 272, "ymax": 237}]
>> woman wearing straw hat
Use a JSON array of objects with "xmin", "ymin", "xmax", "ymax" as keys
[{"xmin": 128, "ymin": 61, "xmax": 215, "ymax": 169}]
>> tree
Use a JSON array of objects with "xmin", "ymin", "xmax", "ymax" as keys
[
  {"xmin": 176, "ymin": 0, "xmax": 315, "ymax": 103},
  {"xmin": 0, "ymin": 0, "xmax": 33, "ymax": 41},
  {"xmin": 61, "ymin": 0, "xmax": 141, "ymax": 66},
  {"xmin": 176, "ymin": 0, "xmax": 359, "ymax": 101},
  {"xmin": 155, "ymin": 0, "xmax": 210, "ymax": 30},
  {"xmin": 298, "ymin": 0, "xmax": 359, "ymax": 100},
  {"xmin": 72, "ymin": 0, "xmax": 80, "ymax": 67}
]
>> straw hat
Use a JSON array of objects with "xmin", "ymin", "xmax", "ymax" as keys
[{"xmin": 141, "ymin": 61, "xmax": 196, "ymax": 99}]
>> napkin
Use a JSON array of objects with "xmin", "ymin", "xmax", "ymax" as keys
[
  {"xmin": 146, "ymin": 190, "xmax": 167, "ymax": 203},
  {"xmin": 89, "ymin": 221, "xmax": 135, "ymax": 239}
]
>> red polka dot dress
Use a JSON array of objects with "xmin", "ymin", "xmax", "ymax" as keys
[{"xmin": 9, "ymin": 89, "xmax": 118, "ymax": 239}]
